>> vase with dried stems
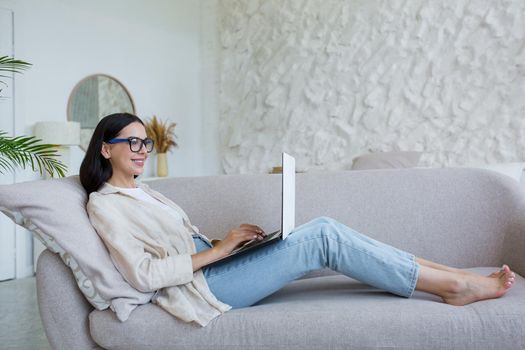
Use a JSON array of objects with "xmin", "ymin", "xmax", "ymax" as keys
[{"xmin": 144, "ymin": 115, "xmax": 178, "ymax": 177}]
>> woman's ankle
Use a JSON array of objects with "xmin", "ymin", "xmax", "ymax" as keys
[{"xmin": 415, "ymin": 265, "xmax": 463, "ymax": 298}]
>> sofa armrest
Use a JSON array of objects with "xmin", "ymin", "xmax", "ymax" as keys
[{"xmin": 36, "ymin": 249, "xmax": 101, "ymax": 350}]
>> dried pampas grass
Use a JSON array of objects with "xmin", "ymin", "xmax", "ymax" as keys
[{"xmin": 144, "ymin": 115, "xmax": 178, "ymax": 153}]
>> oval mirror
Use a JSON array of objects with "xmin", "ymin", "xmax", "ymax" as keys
[{"xmin": 67, "ymin": 74, "xmax": 135, "ymax": 151}]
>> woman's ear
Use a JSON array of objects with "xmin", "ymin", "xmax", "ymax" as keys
[{"xmin": 101, "ymin": 143, "xmax": 111, "ymax": 159}]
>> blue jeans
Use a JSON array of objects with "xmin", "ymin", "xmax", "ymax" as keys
[{"xmin": 195, "ymin": 216, "xmax": 420, "ymax": 309}]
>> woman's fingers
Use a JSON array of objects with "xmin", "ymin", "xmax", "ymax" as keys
[
  {"xmin": 235, "ymin": 228, "xmax": 264, "ymax": 243},
  {"xmin": 239, "ymin": 223, "xmax": 265, "ymax": 235},
  {"xmin": 239, "ymin": 223, "xmax": 260, "ymax": 230},
  {"xmin": 222, "ymin": 227, "xmax": 267, "ymax": 254},
  {"xmin": 241, "ymin": 228, "xmax": 261, "ymax": 239}
]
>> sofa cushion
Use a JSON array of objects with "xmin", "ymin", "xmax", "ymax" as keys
[
  {"xmin": 0, "ymin": 176, "xmax": 152, "ymax": 321},
  {"xmin": 89, "ymin": 267, "xmax": 525, "ymax": 350},
  {"xmin": 147, "ymin": 169, "xmax": 523, "ymax": 272}
]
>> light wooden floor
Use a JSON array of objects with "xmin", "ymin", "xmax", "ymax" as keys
[{"xmin": 0, "ymin": 276, "xmax": 52, "ymax": 350}]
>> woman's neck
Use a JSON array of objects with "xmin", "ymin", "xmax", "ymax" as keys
[{"xmin": 107, "ymin": 175, "xmax": 137, "ymax": 189}]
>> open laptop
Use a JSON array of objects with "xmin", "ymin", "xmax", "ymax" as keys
[{"xmin": 206, "ymin": 152, "xmax": 295, "ymax": 266}]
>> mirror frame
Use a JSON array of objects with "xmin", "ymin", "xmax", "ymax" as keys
[{"xmin": 66, "ymin": 73, "xmax": 136, "ymax": 151}]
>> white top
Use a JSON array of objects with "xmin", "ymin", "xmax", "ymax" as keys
[{"xmin": 114, "ymin": 186, "xmax": 184, "ymax": 226}]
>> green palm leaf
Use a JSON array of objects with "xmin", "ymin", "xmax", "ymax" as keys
[
  {"xmin": 0, "ymin": 55, "xmax": 65, "ymax": 177},
  {"xmin": 0, "ymin": 132, "xmax": 67, "ymax": 177},
  {"xmin": 0, "ymin": 56, "xmax": 31, "ymax": 89},
  {"xmin": 0, "ymin": 56, "xmax": 32, "ymax": 74}
]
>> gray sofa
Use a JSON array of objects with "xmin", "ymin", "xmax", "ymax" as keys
[{"xmin": 36, "ymin": 168, "xmax": 525, "ymax": 349}]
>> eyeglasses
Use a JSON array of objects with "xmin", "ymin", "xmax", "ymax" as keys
[{"xmin": 107, "ymin": 137, "xmax": 155, "ymax": 153}]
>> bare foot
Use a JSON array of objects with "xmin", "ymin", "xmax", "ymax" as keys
[
  {"xmin": 457, "ymin": 265, "xmax": 507, "ymax": 278},
  {"xmin": 466, "ymin": 265, "xmax": 510, "ymax": 277},
  {"xmin": 443, "ymin": 265, "xmax": 516, "ymax": 306},
  {"xmin": 487, "ymin": 267, "xmax": 506, "ymax": 278},
  {"xmin": 416, "ymin": 258, "xmax": 511, "ymax": 279}
]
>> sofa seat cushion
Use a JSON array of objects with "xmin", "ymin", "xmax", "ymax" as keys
[{"xmin": 89, "ymin": 268, "xmax": 525, "ymax": 350}]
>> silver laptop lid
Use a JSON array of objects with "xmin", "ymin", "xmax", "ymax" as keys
[{"xmin": 281, "ymin": 152, "xmax": 295, "ymax": 239}]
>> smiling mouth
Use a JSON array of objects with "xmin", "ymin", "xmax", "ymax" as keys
[{"xmin": 132, "ymin": 159, "xmax": 145, "ymax": 165}]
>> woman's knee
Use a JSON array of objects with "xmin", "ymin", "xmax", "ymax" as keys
[
  {"xmin": 296, "ymin": 216, "xmax": 339, "ymax": 239},
  {"xmin": 310, "ymin": 216, "xmax": 338, "ymax": 226}
]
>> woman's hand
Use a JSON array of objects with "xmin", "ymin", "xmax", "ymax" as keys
[
  {"xmin": 214, "ymin": 224, "xmax": 266, "ymax": 257},
  {"xmin": 191, "ymin": 224, "xmax": 266, "ymax": 271}
]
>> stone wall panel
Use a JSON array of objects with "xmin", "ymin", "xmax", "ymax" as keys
[{"xmin": 219, "ymin": 0, "xmax": 525, "ymax": 173}]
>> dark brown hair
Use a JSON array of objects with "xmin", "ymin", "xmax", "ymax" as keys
[{"xmin": 79, "ymin": 113, "xmax": 144, "ymax": 195}]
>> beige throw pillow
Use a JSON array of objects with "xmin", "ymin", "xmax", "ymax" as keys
[
  {"xmin": 351, "ymin": 151, "xmax": 422, "ymax": 170},
  {"xmin": 0, "ymin": 176, "xmax": 153, "ymax": 321}
]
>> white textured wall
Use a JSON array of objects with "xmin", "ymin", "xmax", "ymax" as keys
[{"xmin": 219, "ymin": 0, "xmax": 525, "ymax": 174}]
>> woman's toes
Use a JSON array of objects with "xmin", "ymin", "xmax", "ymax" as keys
[
  {"xmin": 505, "ymin": 274, "xmax": 515, "ymax": 288},
  {"xmin": 490, "ymin": 269, "xmax": 507, "ymax": 278}
]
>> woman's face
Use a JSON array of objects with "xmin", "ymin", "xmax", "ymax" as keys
[{"xmin": 101, "ymin": 122, "xmax": 149, "ymax": 179}]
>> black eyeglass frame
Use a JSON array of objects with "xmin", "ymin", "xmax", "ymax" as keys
[{"xmin": 107, "ymin": 137, "xmax": 155, "ymax": 153}]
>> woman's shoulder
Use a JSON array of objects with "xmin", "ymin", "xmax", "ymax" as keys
[
  {"xmin": 86, "ymin": 191, "xmax": 107, "ymax": 212},
  {"xmin": 87, "ymin": 192, "xmax": 116, "ymax": 202},
  {"xmin": 86, "ymin": 192, "xmax": 133, "ymax": 225},
  {"xmin": 86, "ymin": 188, "xmax": 121, "ymax": 211}
]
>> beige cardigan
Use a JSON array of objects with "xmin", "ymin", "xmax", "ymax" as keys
[{"xmin": 86, "ymin": 182, "xmax": 231, "ymax": 327}]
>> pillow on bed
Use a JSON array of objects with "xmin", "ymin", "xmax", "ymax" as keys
[
  {"xmin": 0, "ymin": 176, "xmax": 153, "ymax": 321},
  {"xmin": 351, "ymin": 151, "xmax": 422, "ymax": 170}
]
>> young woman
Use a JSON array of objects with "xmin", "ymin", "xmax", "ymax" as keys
[{"xmin": 81, "ymin": 113, "xmax": 516, "ymax": 327}]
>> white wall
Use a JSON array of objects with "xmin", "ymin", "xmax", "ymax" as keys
[
  {"xmin": 218, "ymin": 0, "xmax": 525, "ymax": 174},
  {"xmin": 0, "ymin": 0, "xmax": 211, "ymax": 277},
  {"xmin": 0, "ymin": 8, "xmax": 17, "ymax": 281},
  {"xmin": 200, "ymin": 0, "xmax": 222, "ymax": 176},
  {"xmin": 0, "ymin": 0, "xmax": 206, "ymax": 180}
]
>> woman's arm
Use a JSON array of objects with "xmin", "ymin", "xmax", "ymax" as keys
[
  {"xmin": 191, "ymin": 224, "xmax": 266, "ymax": 271},
  {"xmin": 88, "ymin": 200, "xmax": 194, "ymax": 292},
  {"xmin": 191, "ymin": 247, "xmax": 226, "ymax": 271}
]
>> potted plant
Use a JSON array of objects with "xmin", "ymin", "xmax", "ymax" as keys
[
  {"xmin": 144, "ymin": 115, "xmax": 178, "ymax": 177},
  {"xmin": 0, "ymin": 56, "xmax": 66, "ymax": 177}
]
